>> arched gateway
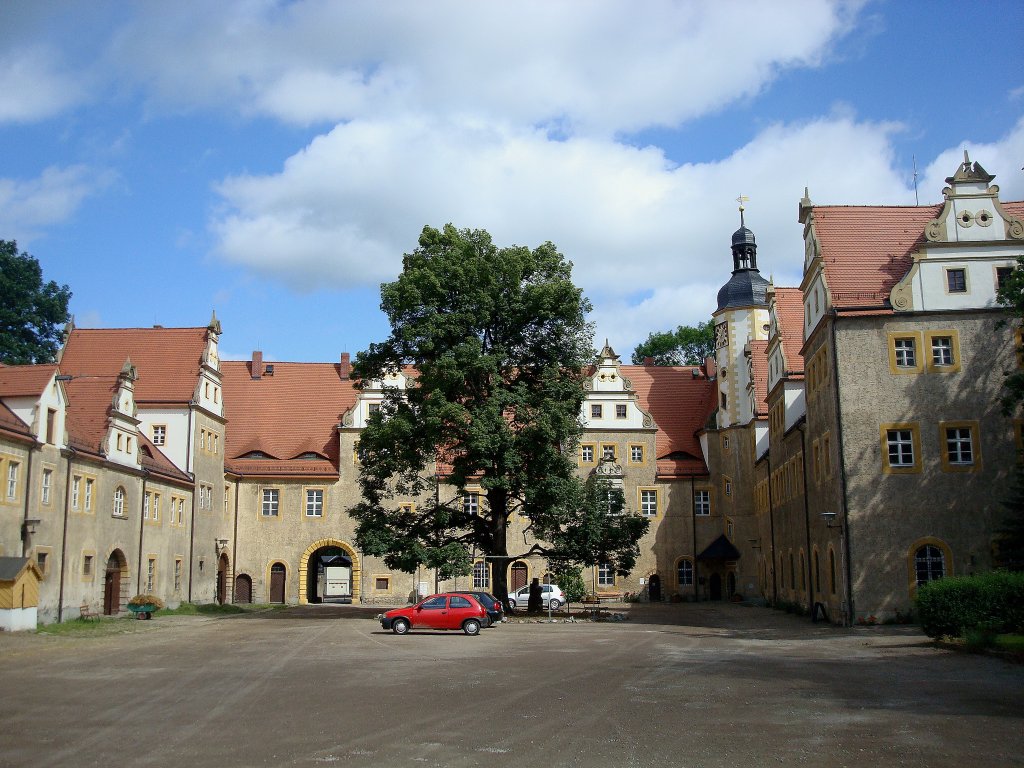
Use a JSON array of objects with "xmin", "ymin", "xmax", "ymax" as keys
[{"xmin": 299, "ymin": 539, "xmax": 361, "ymax": 605}]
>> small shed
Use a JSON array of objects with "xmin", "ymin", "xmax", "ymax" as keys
[{"xmin": 0, "ymin": 556, "xmax": 43, "ymax": 632}]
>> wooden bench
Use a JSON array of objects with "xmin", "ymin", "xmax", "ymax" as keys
[{"xmin": 79, "ymin": 603, "xmax": 99, "ymax": 621}]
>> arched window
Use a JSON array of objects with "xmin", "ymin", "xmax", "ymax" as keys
[
  {"xmin": 914, "ymin": 544, "xmax": 945, "ymax": 586},
  {"xmin": 473, "ymin": 560, "xmax": 490, "ymax": 589},
  {"xmin": 677, "ymin": 559, "xmax": 693, "ymax": 587},
  {"xmin": 113, "ymin": 486, "xmax": 125, "ymax": 517}
]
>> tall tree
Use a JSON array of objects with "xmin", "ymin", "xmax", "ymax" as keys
[
  {"xmin": 350, "ymin": 224, "xmax": 649, "ymax": 605},
  {"xmin": 997, "ymin": 257, "xmax": 1024, "ymax": 568},
  {"xmin": 0, "ymin": 240, "xmax": 72, "ymax": 364},
  {"xmin": 631, "ymin": 321, "xmax": 715, "ymax": 366}
]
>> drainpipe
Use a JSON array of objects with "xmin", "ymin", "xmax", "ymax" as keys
[
  {"xmin": 186, "ymin": 405, "xmax": 195, "ymax": 602},
  {"xmin": 690, "ymin": 475, "xmax": 699, "ymax": 602},
  {"xmin": 137, "ymin": 471, "xmax": 148, "ymax": 592},
  {"xmin": 829, "ymin": 315, "xmax": 855, "ymax": 626},
  {"xmin": 765, "ymin": 454, "xmax": 777, "ymax": 605},
  {"xmin": 57, "ymin": 448, "xmax": 75, "ymax": 623},
  {"xmin": 231, "ymin": 476, "xmax": 239, "ymax": 603},
  {"xmin": 20, "ymin": 447, "xmax": 35, "ymax": 557}
]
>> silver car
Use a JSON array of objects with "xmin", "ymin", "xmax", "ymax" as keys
[{"xmin": 507, "ymin": 584, "xmax": 565, "ymax": 610}]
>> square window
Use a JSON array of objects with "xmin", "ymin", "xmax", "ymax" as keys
[
  {"xmin": 597, "ymin": 562, "xmax": 615, "ymax": 587},
  {"xmin": 886, "ymin": 429, "xmax": 914, "ymax": 466},
  {"xmin": 931, "ymin": 336, "xmax": 954, "ymax": 366},
  {"xmin": 630, "ymin": 445, "xmax": 643, "ymax": 463},
  {"xmin": 601, "ymin": 445, "xmax": 616, "ymax": 461},
  {"xmin": 375, "ymin": 577, "xmax": 390, "ymax": 590},
  {"xmin": 581, "ymin": 445, "xmax": 594, "ymax": 463},
  {"xmin": 152, "ymin": 425, "xmax": 166, "ymax": 445},
  {"xmin": 615, "ymin": 404, "xmax": 627, "ymax": 419},
  {"xmin": 590, "ymin": 404, "xmax": 603, "ymax": 419},
  {"xmin": 997, "ymin": 266, "xmax": 1014, "ymax": 290},
  {"xmin": 894, "ymin": 338, "xmax": 916, "ymax": 368},
  {"xmin": 261, "ymin": 488, "xmax": 279, "ymax": 517},
  {"xmin": 945, "ymin": 427, "xmax": 973, "ymax": 465},
  {"xmin": 463, "ymin": 493, "xmax": 480, "ymax": 516},
  {"xmin": 946, "ymin": 268, "xmax": 967, "ymax": 293}
]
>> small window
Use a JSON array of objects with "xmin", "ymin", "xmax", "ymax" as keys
[
  {"xmin": 463, "ymin": 492, "xmax": 480, "ymax": 516},
  {"xmin": 945, "ymin": 427, "xmax": 973, "ymax": 465},
  {"xmin": 305, "ymin": 489, "xmax": 324, "ymax": 517},
  {"xmin": 630, "ymin": 445, "xmax": 643, "ymax": 463},
  {"xmin": 640, "ymin": 489, "xmax": 657, "ymax": 517},
  {"xmin": 113, "ymin": 486, "xmax": 126, "ymax": 517},
  {"xmin": 946, "ymin": 268, "xmax": 967, "ymax": 293},
  {"xmin": 45, "ymin": 408, "xmax": 57, "ymax": 444},
  {"xmin": 368, "ymin": 402, "xmax": 380, "ymax": 417},
  {"xmin": 997, "ymin": 266, "xmax": 1014, "ymax": 290},
  {"xmin": 174, "ymin": 559, "xmax": 182, "ymax": 591},
  {"xmin": 83, "ymin": 554, "xmax": 93, "ymax": 577},
  {"xmin": 893, "ymin": 337, "xmax": 916, "ymax": 368},
  {"xmin": 146, "ymin": 558, "xmax": 156, "ymax": 592},
  {"xmin": 601, "ymin": 444, "xmax": 616, "ymax": 461},
  {"xmin": 581, "ymin": 445, "xmax": 594, "ymax": 463},
  {"xmin": 677, "ymin": 559, "xmax": 693, "ymax": 586},
  {"xmin": 693, "ymin": 490, "xmax": 710, "ymax": 516},
  {"xmin": 597, "ymin": 562, "xmax": 615, "ymax": 587},
  {"xmin": 914, "ymin": 544, "xmax": 945, "ymax": 587},
  {"xmin": 886, "ymin": 428, "xmax": 915, "ymax": 468},
  {"xmin": 615, "ymin": 404, "xmax": 627, "ymax": 419},
  {"xmin": 375, "ymin": 577, "xmax": 390, "ymax": 591},
  {"xmin": 41, "ymin": 468, "xmax": 52, "ymax": 505},
  {"xmin": 36, "ymin": 551, "xmax": 48, "ymax": 574},
  {"xmin": 84, "ymin": 478, "xmax": 93, "ymax": 511},
  {"xmin": 590, "ymin": 404, "xmax": 603, "ymax": 419},
  {"xmin": 6, "ymin": 461, "xmax": 19, "ymax": 500},
  {"xmin": 261, "ymin": 488, "xmax": 279, "ymax": 517},
  {"xmin": 931, "ymin": 336, "xmax": 954, "ymax": 367},
  {"xmin": 472, "ymin": 561, "xmax": 489, "ymax": 589},
  {"xmin": 152, "ymin": 425, "xmax": 166, "ymax": 446}
]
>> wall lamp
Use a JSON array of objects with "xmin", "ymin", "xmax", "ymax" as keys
[{"xmin": 821, "ymin": 511, "xmax": 842, "ymax": 531}]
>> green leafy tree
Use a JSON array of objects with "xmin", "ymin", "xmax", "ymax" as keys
[
  {"xmin": 996, "ymin": 257, "xmax": 1024, "ymax": 568},
  {"xmin": 350, "ymin": 224, "xmax": 649, "ymax": 606},
  {"xmin": 631, "ymin": 321, "xmax": 715, "ymax": 366},
  {"xmin": 0, "ymin": 240, "xmax": 72, "ymax": 364}
]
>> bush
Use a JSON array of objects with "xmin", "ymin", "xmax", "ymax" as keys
[{"xmin": 915, "ymin": 571, "xmax": 1024, "ymax": 639}]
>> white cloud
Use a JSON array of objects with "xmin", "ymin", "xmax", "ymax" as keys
[
  {"xmin": 0, "ymin": 45, "xmax": 87, "ymax": 122},
  {"xmin": 211, "ymin": 111, "xmax": 1024, "ymax": 356},
  {"xmin": 0, "ymin": 165, "xmax": 113, "ymax": 241},
  {"xmin": 104, "ymin": 0, "xmax": 858, "ymax": 133}
]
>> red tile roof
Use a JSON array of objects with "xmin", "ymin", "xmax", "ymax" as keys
[
  {"xmin": 812, "ymin": 201, "xmax": 1024, "ymax": 311},
  {"xmin": 138, "ymin": 434, "xmax": 192, "ymax": 484},
  {"xmin": 60, "ymin": 327, "xmax": 208, "ymax": 404},
  {"xmin": 774, "ymin": 287, "xmax": 805, "ymax": 376},
  {"xmin": 812, "ymin": 205, "xmax": 938, "ymax": 310},
  {"xmin": 747, "ymin": 340, "xmax": 769, "ymax": 417},
  {"xmin": 221, "ymin": 361, "xmax": 356, "ymax": 474},
  {"xmin": 624, "ymin": 365, "xmax": 716, "ymax": 478},
  {"xmin": 0, "ymin": 402, "xmax": 33, "ymax": 443},
  {"xmin": 0, "ymin": 364, "xmax": 58, "ymax": 397},
  {"xmin": 63, "ymin": 377, "xmax": 121, "ymax": 456}
]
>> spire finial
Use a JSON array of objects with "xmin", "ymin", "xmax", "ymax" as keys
[{"xmin": 736, "ymin": 194, "xmax": 749, "ymax": 227}]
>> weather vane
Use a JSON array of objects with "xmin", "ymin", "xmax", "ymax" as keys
[{"xmin": 736, "ymin": 194, "xmax": 750, "ymax": 227}]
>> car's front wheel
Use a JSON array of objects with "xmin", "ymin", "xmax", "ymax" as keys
[
  {"xmin": 508, "ymin": 599, "xmax": 517, "ymax": 610},
  {"xmin": 462, "ymin": 619, "xmax": 481, "ymax": 636},
  {"xmin": 548, "ymin": 599, "xmax": 562, "ymax": 611},
  {"xmin": 392, "ymin": 618, "xmax": 410, "ymax": 635}
]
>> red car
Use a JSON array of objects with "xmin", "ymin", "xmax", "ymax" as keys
[{"xmin": 379, "ymin": 593, "xmax": 487, "ymax": 636}]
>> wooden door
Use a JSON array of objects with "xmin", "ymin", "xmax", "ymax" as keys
[
  {"xmin": 217, "ymin": 555, "xmax": 227, "ymax": 604},
  {"xmin": 510, "ymin": 562, "xmax": 528, "ymax": 592},
  {"xmin": 235, "ymin": 574, "xmax": 252, "ymax": 603},
  {"xmin": 648, "ymin": 574, "xmax": 662, "ymax": 602},
  {"xmin": 270, "ymin": 564, "xmax": 286, "ymax": 603},
  {"xmin": 103, "ymin": 566, "xmax": 120, "ymax": 615}
]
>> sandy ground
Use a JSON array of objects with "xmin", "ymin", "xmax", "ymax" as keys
[{"xmin": 0, "ymin": 602, "xmax": 1020, "ymax": 768}]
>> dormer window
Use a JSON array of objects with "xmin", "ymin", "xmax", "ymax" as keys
[{"xmin": 615, "ymin": 404, "xmax": 627, "ymax": 419}]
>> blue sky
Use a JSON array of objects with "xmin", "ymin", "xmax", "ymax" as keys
[{"xmin": 2, "ymin": 0, "xmax": 1022, "ymax": 364}]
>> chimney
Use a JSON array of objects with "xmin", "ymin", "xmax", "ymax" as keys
[
  {"xmin": 339, "ymin": 352, "xmax": 351, "ymax": 380},
  {"xmin": 643, "ymin": 357, "xmax": 654, "ymax": 367},
  {"xmin": 251, "ymin": 351, "xmax": 263, "ymax": 380}
]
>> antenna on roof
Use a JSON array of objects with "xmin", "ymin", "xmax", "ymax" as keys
[
  {"xmin": 912, "ymin": 155, "xmax": 919, "ymax": 206},
  {"xmin": 736, "ymin": 194, "xmax": 750, "ymax": 227}
]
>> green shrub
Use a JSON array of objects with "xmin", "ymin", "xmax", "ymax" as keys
[{"xmin": 915, "ymin": 571, "xmax": 1024, "ymax": 639}]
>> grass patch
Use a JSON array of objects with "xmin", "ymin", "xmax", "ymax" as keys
[
  {"xmin": 161, "ymin": 602, "xmax": 248, "ymax": 616},
  {"xmin": 995, "ymin": 634, "xmax": 1024, "ymax": 653},
  {"xmin": 36, "ymin": 616, "xmax": 147, "ymax": 637}
]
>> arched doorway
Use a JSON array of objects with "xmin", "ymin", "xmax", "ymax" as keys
[
  {"xmin": 269, "ymin": 563, "xmax": 286, "ymax": 603},
  {"xmin": 103, "ymin": 550, "xmax": 128, "ymax": 615},
  {"xmin": 234, "ymin": 574, "xmax": 253, "ymax": 604},
  {"xmin": 726, "ymin": 571, "xmax": 736, "ymax": 598},
  {"xmin": 709, "ymin": 572, "xmax": 722, "ymax": 601},
  {"xmin": 510, "ymin": 562, "xmax": 528, "ymax": 593},
  {"xmin": 217, "ymin": 553, "xmax": 229, "ymax": 604},
  {"xmin": 299, "ymin": 539, "xmax": 361, "ymax": 605},
  {"xmin": 648, "ymin": 574, "xmax": 662, "ymax": 602},
  {"xmin": 307, "ymin": 548, "xmax": 353, "ymax": 604}
]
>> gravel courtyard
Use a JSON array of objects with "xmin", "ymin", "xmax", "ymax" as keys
[{"xmin": 0, "ymin": 603, "xmax": 1019, "ymax": 768}]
